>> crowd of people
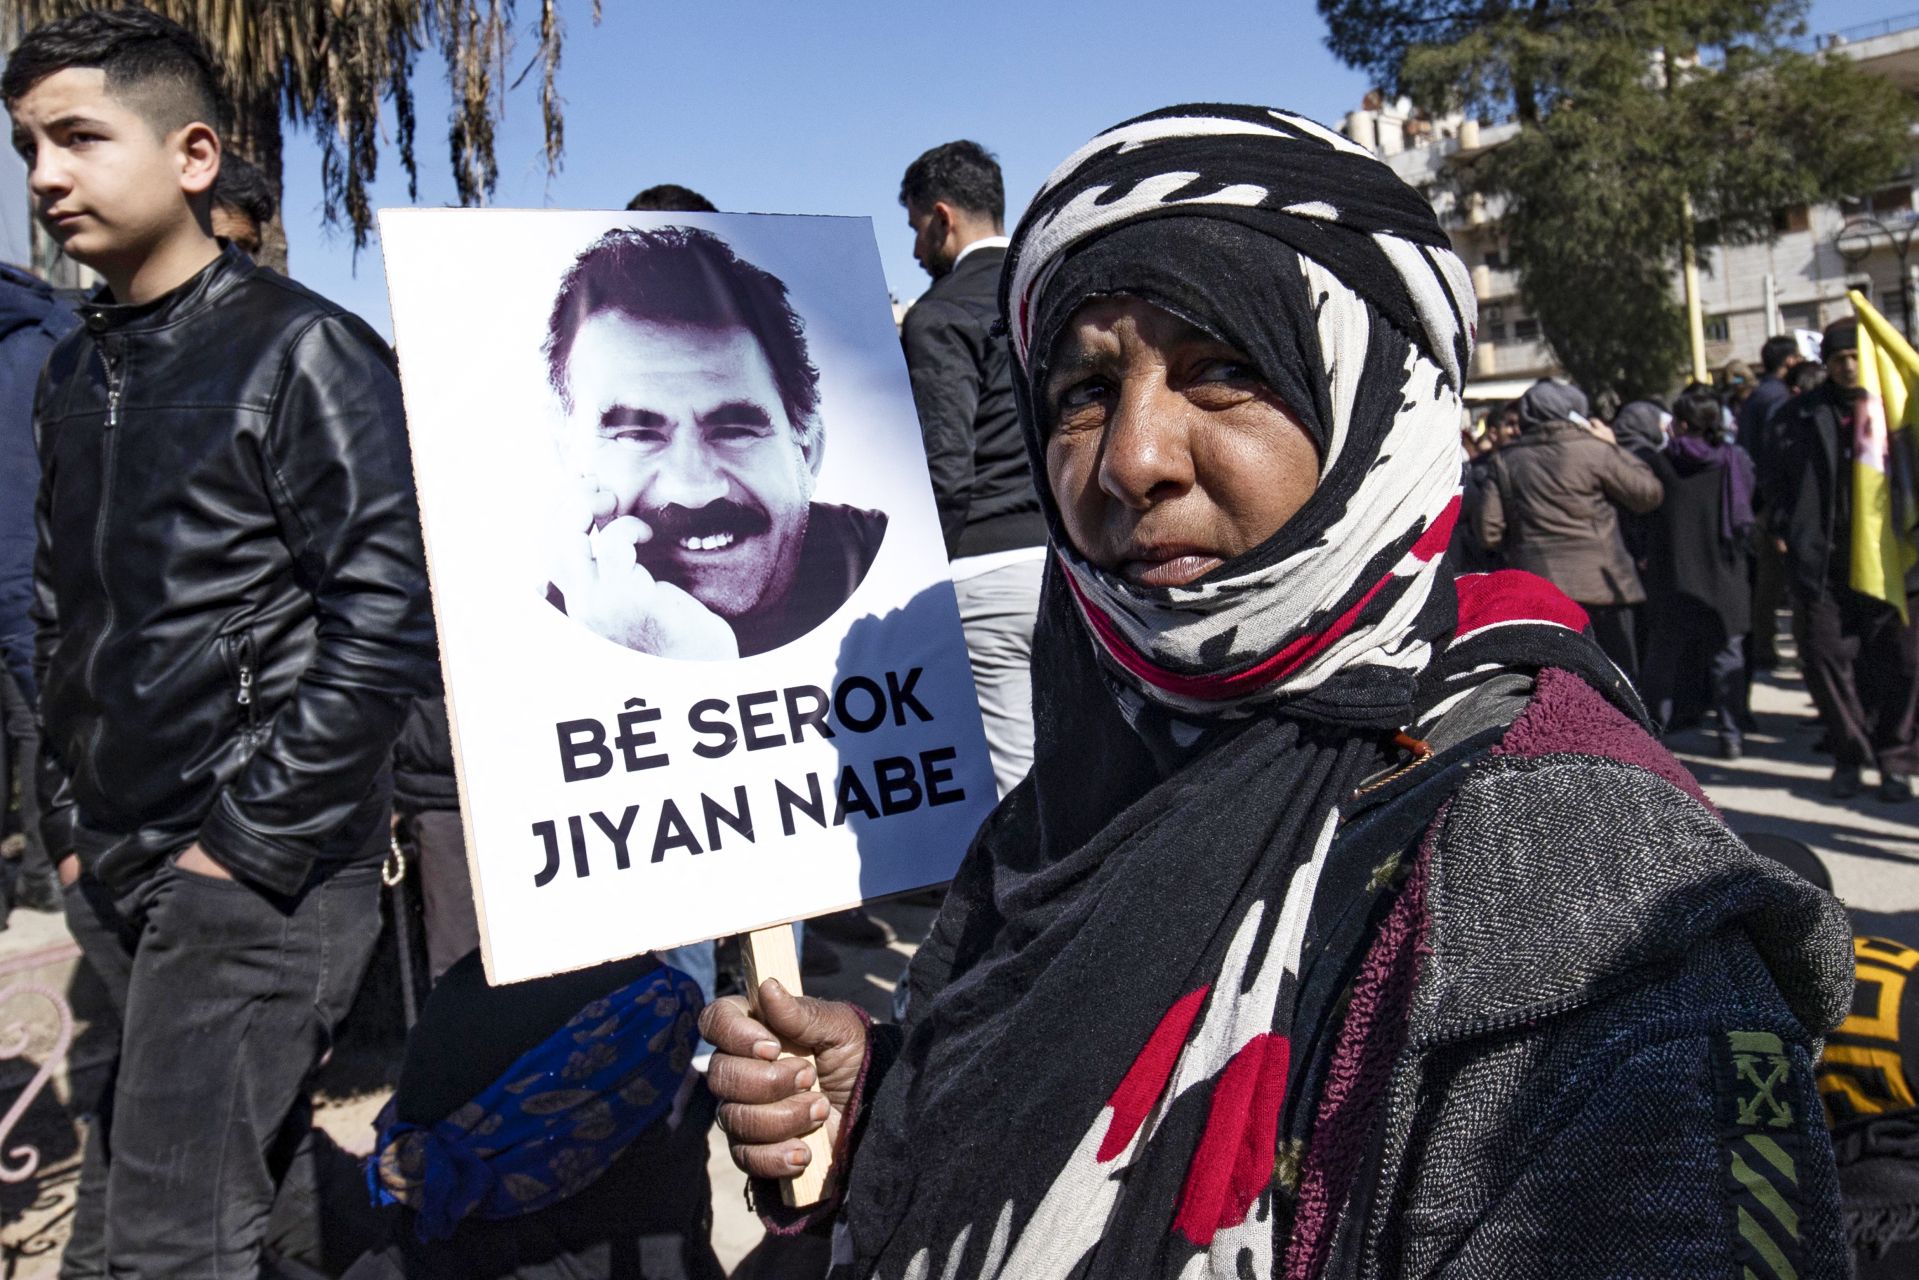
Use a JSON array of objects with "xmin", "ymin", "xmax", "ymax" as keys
[
  {"xmin": 1458, "ymin": 329, "xmax": 1916, "ymax": 797},
  {"xmin": 0, "ymin": 8, "xmax": 1913, "ymax": 1280}
]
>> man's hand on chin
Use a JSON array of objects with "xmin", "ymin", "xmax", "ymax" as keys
[
  {"xmin": 554, "ymin": 508, "xmax": 740, "ymax": 660},
  {"xmin": 175, "ymin": 843, "xmax": 234, "ymax": 880}
]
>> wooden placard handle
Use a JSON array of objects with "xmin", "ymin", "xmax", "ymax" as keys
[{"xmin": 741, "ymin": 924, "xmax": 834, "ymax": 1207}]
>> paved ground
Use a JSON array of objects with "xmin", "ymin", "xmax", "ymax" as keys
[
  {"xmin": 1670, "ymin": 666, "xmax": 1919, "ymax": 911},
  {"xmin": 2, "ymin": 656, "xmax": 1914, "ymax": 1276}
]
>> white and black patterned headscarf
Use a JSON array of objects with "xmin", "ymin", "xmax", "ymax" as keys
[
  {"xmin": 1006, "ymin": 102, "xmax": 1477, "ymax": 731},
  {"xmin": 835, "ymin": 106, "xmax": 1610, "ymax": 1280}
]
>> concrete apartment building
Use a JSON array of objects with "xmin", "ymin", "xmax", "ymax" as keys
[{"xmin": 1339, "ymin": 14, "xmax": 1919, "ymax": 408}]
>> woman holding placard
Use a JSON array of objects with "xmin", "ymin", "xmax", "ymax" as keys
[{"xmin": 703, "ymin": 105, "xmax": 1854, "ymax": 1279}]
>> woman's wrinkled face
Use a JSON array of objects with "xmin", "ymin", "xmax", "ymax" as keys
[{"xmin": 1042, "ymin": 295, "xmax": 1320, "ymax": 589}]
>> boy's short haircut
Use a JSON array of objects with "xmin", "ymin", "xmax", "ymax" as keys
[{"xmin": 1, "ymin": 7, "xmax": 229, "ymax": 139}]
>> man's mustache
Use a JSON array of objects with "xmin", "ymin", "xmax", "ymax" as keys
[{"xmin": 638, "ymin": 499, "xmax": 773, "ymax": 543}]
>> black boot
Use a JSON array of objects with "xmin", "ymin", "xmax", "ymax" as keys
[{"xmin": 14, "ymin": 866, "xmax": 59, "ymax": 911}]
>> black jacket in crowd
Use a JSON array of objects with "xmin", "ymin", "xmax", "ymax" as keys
[
  {"xmin": 1774, "ymin": 380, "xmax": 1919, "ymax": 604},
  {"xmin": 0, "ymin": 263, "xmax": 77, "ymax": 700},
  {"xmin": 32, "ymin": 246, "xmax": 439, "ymax": 898},
  {"xmin": 1643, "ymin": 446, "xmax": 1755, "ymax": 636},
  {"xmin": 1737, "ymin": 373, "xmax": 1792, "ymax": 493},
  {"xmin": 899, "ymin": 245, "xmax": 1046, "ymax": 559}
]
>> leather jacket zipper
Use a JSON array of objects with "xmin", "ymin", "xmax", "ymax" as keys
[
  {"xmin": 235, "ymin": 633, "xmax": 257, "ymax": 732},
  {"xmin": 81, "ymin": 347, "xmax": 123, "ymax": 796}
]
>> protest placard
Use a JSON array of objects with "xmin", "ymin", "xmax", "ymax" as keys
[{"xmin": 380, "ymin": 210, "xmax": 998, "ymax": 986}]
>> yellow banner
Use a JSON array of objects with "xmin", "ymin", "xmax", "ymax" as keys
[{"xmin": 1847, "ymin": 290, "xmax": 1919, "ymax": 619}]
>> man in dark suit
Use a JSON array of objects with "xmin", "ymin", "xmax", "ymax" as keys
[{"xmin": 899, "ymin": 141, "xmax": 1045, "ymax": 797}]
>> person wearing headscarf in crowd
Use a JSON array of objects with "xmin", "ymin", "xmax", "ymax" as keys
[
  {"xmin": 700, "ymin": 105, "xmax": 1853, "ymax": 1280},
  {"xmin": 1640, "ymin": 384, "xmax": 1758, "ymax": 757},
  {"xmin": 344, "ymin": 951, "xmax": 724, "ymax": 1280},
  {"xmin": 1610, "ymin": 395, "xmax": 1670, "ymax": 464},
  {"xmin": 1473, "ymin": 377, "xmax": 1664, "ymax": 682},
  {"xmin": 1773, "ymin": 318, "xmax": 1919, "ymax": 802},
  {"xmin": 1606, "ymin": 394, "xmax": 1672, "ymax": 659}
]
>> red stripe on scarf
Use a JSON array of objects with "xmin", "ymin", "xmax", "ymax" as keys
[
  {"xmin": 1099, "ymin": 986, "xmax": 1210, "ymax": 1162},
  {"xmin": 1410, "ymin": 495, "xmax": 1460, "ymax": 563},
  {"xmin": 1065, "ymin": 497, "xmax": 1461, "ymax": 702},
  {"xmin": 1453, "ymin": 569, "xmax": 1588, "ymax": 639},
  {"xmin": 1172, "ymin": 1032, "xmax": 1292, "ymax": 1246}
]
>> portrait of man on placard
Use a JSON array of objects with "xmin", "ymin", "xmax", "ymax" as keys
[{"xmin": 542, "ymin": 226, "xmax": 888, "ymax": 659}]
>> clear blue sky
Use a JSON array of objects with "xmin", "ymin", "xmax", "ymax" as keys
[{"xmin": 278, "ymin": 0, "xmax": 1918, "ymax": 338}]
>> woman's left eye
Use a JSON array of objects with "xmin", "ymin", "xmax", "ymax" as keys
[
  {"xmin": 1053, "ymin": 377, "xmax": 1108, "ymax": 414},
  {"xmin": 1191, "ymin": 358, "xmax": 1257, "ymax": 384}
]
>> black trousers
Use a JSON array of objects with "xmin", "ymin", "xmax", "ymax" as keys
[
  {"xmin": 1749, "ymin": 536, "xmax": 1789, "ymax": 668},
  {"xmin": 404, "ymin": 807, "xmax": 481, "ymax": 981},
  {"xmin": 1642, "ymin": 600, "xmax": 1745, "ymax": 742},
  {"xmin": 59, "ymin": 857, "xmax": 383, "ymax": 1279},
  {"xmin": 0, "ymin": 665, "xmax": 46, "ymax": 871},
  {"xmin": 1793, "ymin": 583, "xmax": 1919, "ymax": 775},
  {"xmin": 1586, "ymin": 604, "xmax": 1641, "ymax": 687}
]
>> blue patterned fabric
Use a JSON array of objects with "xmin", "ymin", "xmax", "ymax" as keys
[{"xmin": 368, "ymin": 965, "xmax": 703, "ymax": 1241}]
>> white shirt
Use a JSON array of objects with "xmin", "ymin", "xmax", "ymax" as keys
[
  {"xmin": 951, "ymin": 235, "xmax": 1010, "ymax": 269},
  {"xmin": 951, "ymin": 544, "xmax": 1047, "ymax": 583}
]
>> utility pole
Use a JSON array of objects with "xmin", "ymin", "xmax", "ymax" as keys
[
  {"xmin": 1681, "ymin": 194, "xmax": 1709, "ymax": 384},
  {"xmin": 1664, "ymin": 46, "xmax": 1710, "ymax": 385}
]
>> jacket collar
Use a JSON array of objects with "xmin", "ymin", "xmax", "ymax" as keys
[
  {"xmin": 77, "ymin": 243, "xmax": 252, "ymax": 337},
  {"xmin": 930, "ymin": 243, "xmax": 1005, "ymax": 291}
]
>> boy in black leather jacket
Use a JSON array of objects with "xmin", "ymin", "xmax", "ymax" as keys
[{"xmin": 5, "ymin": 11, "xmax": 437, "ymax": 1275}]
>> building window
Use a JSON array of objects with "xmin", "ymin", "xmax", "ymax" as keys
[
  {"xmin": 1483, "ymin": 247, "xmax": 1505, "ymax": 270},
  {"xmin": 1513, "ymin": 317, "xmax": 1541, "ymax": 341},
  {"xmin": 1483, "ymin": 319, "xmax": 1508, "ymax": 342},
  {"xmin": 1704, "ymin": 314, "xmax": 1730, "ymax": 343},
  {"xmin": 1840, "ymin": 185, "xmax": 1915, "ymax": 221},
  {"xmin": 1772, "ymin": 205, "xmax": 1811, "ymax": 234},
  {"xmin": 1781, "ymin": 303, "xmax": 1819, "ymax": 332}
]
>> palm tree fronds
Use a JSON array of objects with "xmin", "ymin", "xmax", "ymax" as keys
[{"xmin": 0, "ymin": 0, "xmax": 598, "ymax": 249}]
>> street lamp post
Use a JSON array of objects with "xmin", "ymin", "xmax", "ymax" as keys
[{"xmin": 1835, "ymin": 215, "xmax": 1919, "ymax": 341}]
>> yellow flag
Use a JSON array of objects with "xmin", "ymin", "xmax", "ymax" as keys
[{"xmin": 1846, "ymin": 290, "xmax": 1919, "ymax": 620}]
